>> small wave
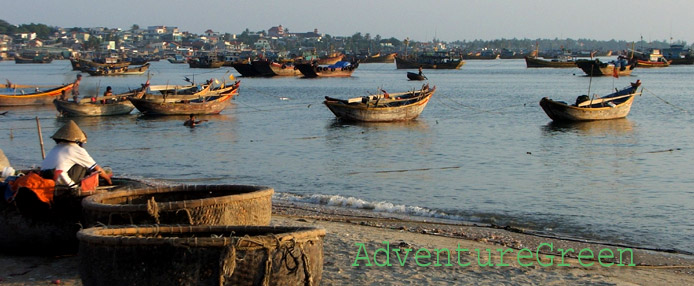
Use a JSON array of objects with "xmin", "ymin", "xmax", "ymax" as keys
[{"xmin": 274, "ymin": 192, "xmax": 467, "ymax": 221}]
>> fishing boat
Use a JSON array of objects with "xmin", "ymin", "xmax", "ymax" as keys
[
  {"xmin": 575, "ymin": 58, "xmax": 636, "ymax": 76},
  {"xmin": 53, "ymin": 92, "xmax": 136, "ymax": 116},
  {"xmin": 524, "ymin": 55, "xmax": 577, "ymax": 68},
  {"xmin": 188, "ymin": 56, "xmax": 224, "ymax": 68},
  {"xmin": 539, "ymin": 80, "xmax": 642, "ymax": 122},
  {"xmin": 634, "ymin": 49, "xmax": 671, "ymax": 68},
  {"xmin": 406, "ymin": 72, "xmax": 427, "ymax": 80},
  {"xmin": 395, "ymin": 51, "xmax": 465, "ymax": 69},
  {"xmin": 0, "ymin": 83, "xmax": 74, "ymax": 106},
  {"xmin": 231, "ymin": 61, "xmax": 262, "ymax": 77},
  {"xmin": 167, "ymin": 54, "xmax": 187, "ymax": 64},
  {"xmin": 316, "ymin": 52, "xmax": 344, "ymax": 65},
  {"xmin": 0, "ymin": 176, "xmax": 155, "ymax": 255},
  {"xmin": 84, "ymin": 62, "xmax": 151, "ymax": 76},
  {"xmin": 295, "ymin": 61, "xmax": 359, "ymax": 78},
  {"xmin": 252, "ymin": 60, "xmax": 302, "ymax": 77},
  {"xmin": 14, "ymin": 54, "xmax": 52, "ymax": 64},
  {"xmin": 361, "ymin": 52, "xmax": 397, "ymax": 63},
  {"xmin": 323, "ymin": 84, "xmax": 436, "ymax": 122},
  {"xmin": 129, "ymin": 83, "xmax": 239, "ymax": 115},
  {"xmin": 71, "ymin": 58, "xmax": 130, "ymax": 71}
]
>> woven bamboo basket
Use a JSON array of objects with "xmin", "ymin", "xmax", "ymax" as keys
[
  {"xmin": 81, "ymin": 184, "xmax": 273, "ymax": 227},
  {"xmin": 0, "ymin": 177, "xmax": 154, "ymax": 255},
  {"xmin": 77, "ymin": 225, "xmax": 325, "ymax": 286}
]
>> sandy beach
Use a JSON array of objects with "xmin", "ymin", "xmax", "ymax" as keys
[{"xmin": 1, "ymin": 200, "xmax": 693, "ymax": 285}]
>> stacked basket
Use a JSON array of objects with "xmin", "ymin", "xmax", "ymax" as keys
[{"xmin": 78, "ymin": 184, "xmax": 325, "ymax": 286}]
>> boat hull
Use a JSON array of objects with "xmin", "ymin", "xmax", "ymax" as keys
[
  {"xmin": 406, "ymin": 72, "xmax": 426, "ymax": 80},
  {"xmin": 324, "ymin": 87, "xmax": 435, "ymax": 122},
  {"xmin": 540, "ymin": 95, "xmax": 635, "ymax": 121},
  {"xmin": 54, "ymin": 99, "xmax": 135, "ymax": 116},
  {"xmin": 85, "ymin": 63, "xmax": 150, "ymax": 76},
  {"xmin": 395, "ymin": 57, "xmax": 465, "ymax": 69},
  {"xmin": 525, "ymin": 57, "xmax": 577, "ymax": 68},
  {"xmin": 0, "ymin": 84, "xmax": 74, "ymax": 106},
  {"xmin": 361, "ymin": 53, "xmax": 396, "ymax": 63},
  {"xmin": 130, "ymin": 92, "xmax": 235, "ymax": 115},
  {"xmin": 0, "ymin": 177, "xmax": 155, "ymax": 255},
  {"xmin": 232, "ymin": 62, "xmax": 262, "ymax": 77},
  {"xmin": 575, "ymin": 59, "xmax": 635, "ymax": 76},
  {"xmin": 295, "ymin": 63, "xmax": 358, "ymax": 78}
]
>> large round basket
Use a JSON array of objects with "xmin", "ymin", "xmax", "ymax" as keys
[
  {"xmin": 81, "ymin": 184, "xmax": 273, "ymax": 226},
  {"xmin": 78, "ymin": 225, "xmax": 325, "ymax": 286},
  {"xmin": 0, "ymin": 177, "xmax": 155, "ymax": 255}
]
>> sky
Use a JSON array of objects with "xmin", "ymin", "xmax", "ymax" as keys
[{"xmin": 3, "ymin": 0, "xmax": 693, "ymax": 44}]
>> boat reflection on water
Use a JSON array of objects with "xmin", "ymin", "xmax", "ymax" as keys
[
  {"xmin": 327, "ymin": 118, "xmax": 431, "ymax": 132},
  {"xmin": 542, "ymin": 118, "xmax": 635, "ymax": 136}
]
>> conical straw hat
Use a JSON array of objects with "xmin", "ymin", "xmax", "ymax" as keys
[{"xmin": 51, "ymin": 120, "xmax": 87, "ymax": 143}]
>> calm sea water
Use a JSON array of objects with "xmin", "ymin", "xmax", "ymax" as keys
[{"xmin": 2, "ymin": 59, "xmax": 693, "ymax": 253}]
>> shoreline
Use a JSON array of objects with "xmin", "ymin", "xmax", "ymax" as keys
[{"xmin": 1, "ymin": 200, "xmax": 692, "ymax": 285}]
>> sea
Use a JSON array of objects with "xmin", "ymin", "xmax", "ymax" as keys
[{"xmin": 1, "ymin": 59, "xmax": 693, "ymax": 254}]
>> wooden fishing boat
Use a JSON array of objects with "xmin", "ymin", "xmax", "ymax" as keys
[
  {"xmin": 14, "ymin": 55, "xmax": 52, "ymax": 64},
  {"xmin": 72, "ymin": 58, "xmax": 130, "ymax": 71},
  {"xmin": 167, "ymin": 54, "xmax": 187, "ymax": 63},
  {"xmin": 395, "ymin": 52, "xmax": 465, "ymax": 69},
  {"xmin": 324, "ymin": 85, "xmax": 436, "ymax": 122},
  {"xmin": 524, "ymin": 56, "xmax": 577, "ymax": 68},
  {"xmin": 0, "ymin": 177, "xmax": 156, "ymax": 255},
  {"xmin": 129, "ymin": 85, "xmax": 237, "ymax": 115},
  {"xmin": 82, "ymin": 184, "xmax": 273, "ymax": 226},
  {"xmin": 575, "ymin": 59, "xmax": 636, "ymax": 76},
  {"xmin": 0, "ymin": 83, "xmax": 74, "ymax": 106},
  {"xmin": 316, "ymin": 53, "xmax": 344, "ymax": 65},
  {"xmin": 636, "ymin": 59, "xmax": 671, "ymax": 68},
  {"xmin": 295, "ymin": 61, "xmax": 359, "ymax": 78},
  {"xmin": 78, "ymin": 225, "xmax": 325, "ymax": 286},
  {"xmin": 53, "ymin": 92, "xmax": 136, "ymax": 116},
  {"xmin": 539, "ymin": 80, "xmax": 642, "ymax": 122},
  {"xmin": 84, "ymin": 62, "xmax": 150, "ymax": 76},
  {"xmin": 188, "ymin": 56, "xmax": 224, "ymax": 68},
  {"xmin": 252, "ymin": 60, "xmax": 302, "ymax": 77},
  {"xmin": 232, "ymin": 61, "xmax": 262, "ymax": 77},
  {"xmin": 407, "ymin": 72, "xmax": 427, "ymax": 80},
  {"xmin": 361, "ymin": 52, "xmax": 397, "ymax": 63}
]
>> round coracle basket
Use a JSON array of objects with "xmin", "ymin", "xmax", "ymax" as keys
[
  {"xmin": 77, "ymin": 225, "xmax": 325, "ymax": 286},
  {"xmin": 81, "ymin": 184, "xmax": 273, "ymax": 227},
  {"xmin": 0, "ymin": 177, "xmax": 155, "ymax": 255}
]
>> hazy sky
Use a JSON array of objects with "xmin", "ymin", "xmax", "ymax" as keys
[{"xmin": 3, "ymin": 0, "xmax": 693, "ymax": 44}]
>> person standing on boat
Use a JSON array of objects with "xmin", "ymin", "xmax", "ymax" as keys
[
  {"xmin": 72, "ymin": 74, "xmax": 82, "ymax": 102},
  {"xmin": 418, "ymin": 65, "xmax": 423, "ymax": 76},
  {"xmin": 40, "ymin": 120, "xmax": 112, "ymax": 190}
]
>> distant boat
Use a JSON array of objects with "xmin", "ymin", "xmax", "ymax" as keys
[
  {"xmin": 406, "ymin": 72, "xmax": 427, "ymax": 81},
  {"xmin": 231, "ymin": 61, "xmax": 262, "ymax": 77},
  {"xmin": 539, "ymin": 80, "xmax": 642, "ymax": 122},
  {"xmin": 85, "ymin": 63, "xmax": 150, "ymax": 76},
  {"xmin": 634, "ymin": 49, "xmax": 671, "ymax": 68},
  {"xmin": 53, "ymin": 92, "xmax": 136, "ymax": 116},
  {"xmin": 71, "ymin": 58, "xmax": 130, "ymax": 71},
  {"xmin": 524, "ymin": 56, "xmax": 577, "ymax": 68},
  {"xmin": 575, "ymin": 58, "xmax": 636, "ymax": 76},
  {"xmin": 663, "ymin": 44, "xmax": 694, "ymax": 65},
  {"xmin": 361, "ymin": 52, "xmax": 397, "ymax": 63},
  {"xmin": 188, "ymin": 56, "xmax": 224, "ymax": 68},
  {"xmin": 395, "ymin": 52, "xmax": 465, "ymax": 69},
  {"xmin": 323, "ymin": 85, "xmax": 436, "ymax": 122},
  {"xmin": 167, "ymin": 55, "xmax": 187, "ymax": 64},
  {"xmin": 295, "ymin": 61, "xmax": 359, "ymax": 78},
  {"xmin": 14, "ymin": 55, "xmax": 52, "ymax": 64},
  {"xmin": 0, "ymin": 83, "xmax": 74, "ymax": 106}
]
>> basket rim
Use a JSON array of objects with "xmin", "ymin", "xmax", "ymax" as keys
[
  {"xmin": 77, "ymin": 225, "xmax": 326, "ymax": 248},
  {"xmin": 81, "ymin": 184, "xmax": 274, "ymax": 212}
]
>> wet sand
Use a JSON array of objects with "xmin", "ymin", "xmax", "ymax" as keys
[{"xmin": 1, "ymin": 200, "xmax": 693, "ymax": 285}]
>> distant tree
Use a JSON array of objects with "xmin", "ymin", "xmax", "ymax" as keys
[{"xmin": 131, "ymin": 24, "xmax": 139, "ymax": 31}]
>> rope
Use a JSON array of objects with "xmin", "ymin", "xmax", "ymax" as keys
[
  {"xmin": 219, "ymin": 245, "xmax": 236, "ymax": 286},
  {"xmin": 642, "ymin": 87, "xmax": 690, "ymax": 113},
  {"xmin": 146, "ymin": 196, "xmax": 160, "ymax": 224}
]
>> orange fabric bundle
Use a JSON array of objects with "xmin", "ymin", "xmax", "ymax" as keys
[{"xmin": 9, "ymin": 172, "xmax": 56, "ymax": 204}]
